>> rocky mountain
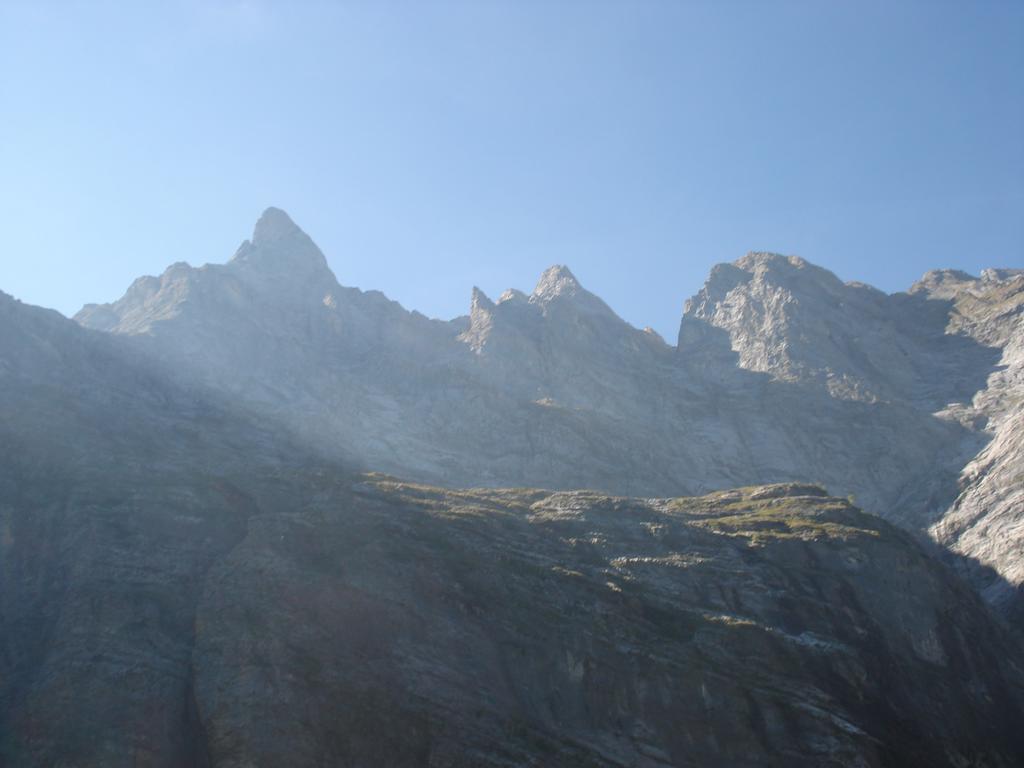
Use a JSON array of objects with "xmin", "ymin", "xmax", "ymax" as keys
[
  {"xmin": 3, "ymin": 296, "xmax": 1023, "ymax": 765},
  {"xmin": 74, "ymin": 209, "xmax": 1022, "ymax": 620},
  {"xmin": 0, "ymin": 288, "xmax": 317, "ymax": 765},
  {"xmin": 3, "ymin": 208, "xmax": 1022, "ymax": 765},
  {"xmin": 678, "ymin": 254, "xmax": 999, "ymax": 408},
  {"xmin": 681, "ymin": 256, "xmax": 1024, "ymax": 619},
  {"xmin": 909, "ymin": 269, "xmax": 1024, "ymax": 621},
  {"xmin": 190, "ymin": 478, "xmax": 1024, "ymax": 767}
]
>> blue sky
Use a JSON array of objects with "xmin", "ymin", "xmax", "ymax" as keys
[{"xmin": 1, "ymin": 1, "xmax": 1021, "ymax": 339}]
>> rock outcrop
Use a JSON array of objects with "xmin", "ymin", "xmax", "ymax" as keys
[
  {"xmin": 0, "ymin": 289, "xmax": 311, "ymax": 766},
  {"xmin": 909, "ymin": 270, "xmax": 1024, "ymax": 620},
  {"xmin": 681, "ymin": 256, "xmax": 1024, "ymax": 615}
]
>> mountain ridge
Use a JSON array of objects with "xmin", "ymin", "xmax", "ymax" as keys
[
  {"xmin": 3, "ymin": 209, "xmax": 1024, "ymax": 764},
  {"xmin": 2, "ymin": 301, "xmax": 1022, "ymax": 766},
  {"xmin": 66, "ymin": 208, "xmax": 1023, "ymax": 624}
]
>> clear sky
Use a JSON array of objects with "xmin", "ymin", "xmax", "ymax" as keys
[{"xmin": 1, "ymin": 1, "xmax": 1021, "ymax": 340}]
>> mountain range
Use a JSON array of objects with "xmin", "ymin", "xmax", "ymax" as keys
[
  {"xmin": 2, "ymin": 208, "xmax": 1022, "ymax": 766},
  {"xmin": 75, "ymin": 208, "xmax": 1024, "ymax": 618}
]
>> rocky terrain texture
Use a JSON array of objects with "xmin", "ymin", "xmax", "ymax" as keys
[
  {"xmin": 910, "ymin": 269, "xmax": 1024, "ymax": 621},
  {"xmin": 0, "ymin": 289, "xmax": 313, "ymax": 765},
  {"xmin": 682, "ymin": 257, "xmax": 1024, "ymax": 616},
  {"xmin": 190, "ymin": 478, "xmax": 1024, "ymax": 767},
  {"xmin": 75, "ymin": 209, "xmax": 1023, "ymax": 619},
  {"xmin": 3, "ymin": 210, "xmax": 1022, "ymax": 765},
  {"xmin": 3, "ymin": 296, "xmax": 1023, "ymax": 765}
]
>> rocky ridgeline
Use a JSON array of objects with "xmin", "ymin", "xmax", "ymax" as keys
[
  {"xmin": 74, "ymin": 209, "xmax": 1023, "ymax": 617},
  {"xmin": 2, "ymin": 316, "xmax": 1022, "ymax": 765},
  {"xmin": 2, "ymin": 210, "xmax": 1023, "ymax": 765}
]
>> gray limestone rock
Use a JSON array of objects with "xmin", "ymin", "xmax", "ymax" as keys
[
  {"xmin": 3, "ymin": 230, "xmax": 1024, "ymax": 764},
  {"xmin": 71, "ymin": 212, "xmax": 1023, "ymax": 622}
]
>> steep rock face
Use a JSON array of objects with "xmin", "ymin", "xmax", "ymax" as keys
[
  {"xmin": 0, "ymin": 290, "xmax": 309, "ymax": 766},
  {"xmin": 458, "ymin": 265, "xmax": 673, "ymax": 424},
  {"xmin": 679, "ymin": 255, "xmax": 1024, "ymax": 610},
  {"xmin": 909, "ymin": 270, "xmax": 1024, "ymax": 617},
  {"xmin": 76, "ymin": 207, "xmax": 461, "ymax": 376},
  {"xmin": 938, "ymin": 407, "xmax": 1024, "ymax": 620},
  {"xmin": 5, "ymin": 288, "xmax": 1024, "ymax": 765},
  {"xmin": 78, "ymin": 220, "xmax": 714, "ymax": 494},
  {"xmin": 73, "ymin": 212, "xmax": 1021, "ymax": 617},
  {"xmin": 77, "ymin": 209, "xmax": 470, "ymax": 480},
  {"xmin": 188, "ymin": 478, "xmax": 1024, "ymax": 768},
  {"xmin": 678, "ymin": 253, "xmax": 998, "ymax": 407},
  {"xmin": 72, "ymin": 212, "xmax": 959, "ymax": 507}
]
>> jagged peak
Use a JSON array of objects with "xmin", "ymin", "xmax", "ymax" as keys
[
  {"xmin": 727, "ymin": 252, "xmax": 851, "ymax": 295},
  {"xmin": 470, "ymin": 286, "xmax": 495, "ymax": 313},
  {"xmin": 684, "ymin": 253, "xmax": 860, "ymax": 329},
  {"xmin": 697, "ymin": 262, "xmax": 749, "ymax": 297},
  {"xmin": 230, "ymin": 207, "xmax": 331, "ymax": 277},
  {"xmin": 919, "ymin": 268, "xmax": 976, "ymax": 282},
  {"xmin": 981, "ymin": 268, "xmax": 1024, "ymax": 283},
  {"xmin": 735, "ymin": 252, "xmax": 805, "ymax": 271},
  {"xmin": 252, "ymin": 207, "xmax": 302, "ymax": 246},
  {"xmin": 531, "ymin": 265, "xmax": 582, "ymax": 302},
  {"xmin": 909, "ymin": 269, "xmax": 978, "ymax": 295},
  {"xmin": 498, "ymin": 288, "xmax": 529, "ymax": 305},
  {"xmin": 527, "ymin": 264, "xmax": 625, "ymax": 322}
]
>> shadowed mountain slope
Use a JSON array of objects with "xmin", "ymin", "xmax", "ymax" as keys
[
  {"xmin": 73, "ymin": 210, "xmax": 1022, "ymax": 618},
  {"xmin": 189, "ymin": 477, "xmax": 1024, "ymax": 768},
  {"xmin": 3, "ymin": 270, "xmax": 1024, "ymax": 765}
]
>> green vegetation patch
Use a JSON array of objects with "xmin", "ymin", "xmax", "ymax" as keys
[
  {"xmin": 690, "ymin": 497, "xmax": 880, "ymax": 543},
  {"xmin": 358, "ymin": 473, "xmax": 544, "ymax": 516}
]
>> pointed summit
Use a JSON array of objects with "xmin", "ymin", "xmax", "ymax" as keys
[
  {"xmin": 470, "ymin": 286, "xmax": 495, "ymax": 313},
  {"xmin": 252, "ymin": 207, "xmax": 303, "ymax": 246},
  {"xmin": 531, "ymin": 265, "xmax": 582, "ymax": 302},
  {"xmin": 528, "ymin": 264, "xmax": 621, "ymax": 320},
  {"xmin": 497, "ymin": 288, "xmax": 529, "ymax": 305},
  {"xmin": 230, "ymin": 207, "xmax": 331, "ymax": 278}
]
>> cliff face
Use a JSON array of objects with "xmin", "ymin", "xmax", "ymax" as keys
[
  {"xmin": 678, "ymin": 254, "xmax": 1000, "ymax": 408},
  {"xmin": 72, "ymin": 210, "xmax": 1023, "ymax": 616},
  {"xmin": 6, "ymin": 441, "xmax": 1024, "ymax": 764},
  {"xmin": 190, "ymin": 478, "xmax": 1024, "ymax": 768},
  {"xmin": 911, "ymin": 270, "xmax": 1024, "ymax": 619},
  {"xmin": 680, "ymin": 256, "xmax": 1024, "ymax": 611},
  {"xmin": 3, "ymin": 285, "xmax": 1024, "ymax": 765},
  {"xmin": 0, "ymin": 289, "xmax": 306, "ymax": 766}
]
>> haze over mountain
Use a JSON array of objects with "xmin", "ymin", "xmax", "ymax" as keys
[
  {"xmin": 4, "ymin": 289, "xmax": 1024, "ymax": 765},
  {"xmin": 74, "ymin": 208, "xmax": 1024, "ymax": 620},
  {"xmin": 2, "ymin": 208, "xmax": 1022, "ymax": 766}
]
